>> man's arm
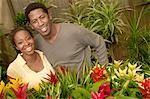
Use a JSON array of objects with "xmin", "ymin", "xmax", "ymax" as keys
[{"xmin": 77, "ymin": 26, "xmax": 108, "ymax": 65}]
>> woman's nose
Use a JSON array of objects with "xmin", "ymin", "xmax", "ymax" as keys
[{"xmin": 24, "ymin": 40, "xmax": 29, "ymax": 45}]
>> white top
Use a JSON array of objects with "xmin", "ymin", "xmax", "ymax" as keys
[{"xmin": 7, "ymin": 50, "xmax": 55, "ymax": 89}]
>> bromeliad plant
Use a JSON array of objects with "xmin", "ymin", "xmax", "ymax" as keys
[
  {"xmin": 0, "ymin": 60, "xmax": 150, "ymax": 98},
  {"xmin": 108, "ymin": 60, "xmax": 144, "ymax": 98}
]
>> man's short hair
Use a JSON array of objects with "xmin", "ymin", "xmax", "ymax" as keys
[{"xmin": 25, "ymin": 2, "xmax": 48, "ymax": 22}]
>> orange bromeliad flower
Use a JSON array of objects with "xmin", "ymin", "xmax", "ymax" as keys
[
  {"xmin": 90, "ymin": 66, "xmax": 106, "ymax": 83},
  {"xmin": 0, "ymin": 81, "xmax": 5, "ymax": 99},
  {"xmin": 8, "ymin": 78, "xmax": 23, "ymax": 89}
]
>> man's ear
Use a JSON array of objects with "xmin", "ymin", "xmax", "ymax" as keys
[
  {"xmin": 48, "ymin": 10, "xmax": 52, "ymax": 20},
  {"xmin": 48, "ymin": 14, "xmax": 52, "ymax": 20},
  {"xmin": 49, "ymin": 15, "xmax": 52, "ymax": 20}
]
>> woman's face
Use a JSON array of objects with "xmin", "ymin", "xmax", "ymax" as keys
[{"xmin": 14, "ymin": 30, "xmax": 35, "ymax": 55}]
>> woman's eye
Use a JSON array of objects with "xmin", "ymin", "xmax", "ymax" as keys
[
  {"xmin": 27, "ymin": 36, "xmax": 32, "ymax": 40},
  {"xmin": 17, "ymin": 42, "xmax": 22, "ymax": 45}
]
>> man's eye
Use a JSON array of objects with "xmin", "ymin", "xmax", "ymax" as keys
[
  {"xmin": 31, "ymin": 20, "xmax": 37, "ymax": 24},
  {"xmin": 41, "ymin": 15, "xmax": 45, "ymax": 19}
]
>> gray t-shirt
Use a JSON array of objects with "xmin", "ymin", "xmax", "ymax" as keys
[{"xmin": 34, "ymin": 23, "xmax": 108, "ymax": 71}]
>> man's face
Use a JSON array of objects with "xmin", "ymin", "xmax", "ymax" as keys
[{"xmin": 28, "ymin": 8, "xmax": 52, "ymax": 37}]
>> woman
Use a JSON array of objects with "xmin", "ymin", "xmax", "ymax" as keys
[{"xmin": 7, "ymin": 27, "xmax": 55, "ymax": 89}]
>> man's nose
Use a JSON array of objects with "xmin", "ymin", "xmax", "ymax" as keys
[{"xmin": 38, "ymin": 19, "xmax": 44, "ymax": 26}]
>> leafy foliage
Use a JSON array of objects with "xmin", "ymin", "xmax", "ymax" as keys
[
  {"xmin": 126, "ymin": 7, "xmax": 150, "ymax": 65},
  {"xmin": 14, "ymin": 12, "xmax": 27, "ymax": 27},
  {"xmin": 0, "ymin": 31, "xmax": 16, "ymax": 82},
  {"xmin": 60, "ymin": 0, "xmax": 125, "ymax": 44},
  {"xmin": 1, "ymin": 60, "xmax": 150, "ymax": 98}
]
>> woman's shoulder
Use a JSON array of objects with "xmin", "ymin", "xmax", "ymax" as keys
[
  {"xmin": 35, "ymin": 50, "xmax": 46, "ymax": 59},
  {"xmin": 35, "ymin": 50, "xmax": 44, "ymax": 55},
  {"xmin": 8, "ymin": 54, "xmax": 26, "ymax": 68}
]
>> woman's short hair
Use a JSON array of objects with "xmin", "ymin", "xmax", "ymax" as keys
[{"xmin": 10, "ymin": 27, "xmax": 33, "ymax": 46}]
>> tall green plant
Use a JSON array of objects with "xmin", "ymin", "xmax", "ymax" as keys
[
  {"xmin": 0, "ymin": 34, "xmax": 17, "ymax": 66},
  {"xmin": 127, "ymin": 6, "xmax": 150, "ymax": 65},
  {"xmin": 36, "ymin": 0, "xmax": 56, "ymax": 8},
  {"xmin": 0, "ymin": 30, "xmax": 16, "ymax": 82},
  {"xmin": 89, "ymin": 0, "xmax": 126, "ymax": 43},
  {"xmin": 61, "ymin": 0, "xmax": 125, "ymax": 44},
  {"xmin": 61, "ymin": 0, "xmax": 91, "ymax": 26}
]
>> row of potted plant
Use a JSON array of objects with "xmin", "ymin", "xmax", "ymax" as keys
[{"xmin": 0, "ymin": 60, "xmax": 150, "ymax": 99}]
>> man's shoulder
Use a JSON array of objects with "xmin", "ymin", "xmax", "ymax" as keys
[
  {"xmin": 60, "ymin": 23, "xmax": 85, "ymax": 35},
  {"xmin": 34, "ymin": 34, "xmax": 41, "ymax": 39},
  {"xmin": 34, "ymin": 34, "xmax": 44, "ymax": 43},
  {"xmin": 60, "ymin": 23, "xmax": 81, "ymax": 28}
]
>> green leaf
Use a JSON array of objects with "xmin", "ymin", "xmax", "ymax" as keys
[
  {"xmin": 0, "ymin": 31, "xmax": 4, "ymax": 37},
  {"xmin": 114, "ymin": 94, "xmax": 138, "ymax": 99},
  {"xmin": 71, "ymin": 87, "xmax": 91, "ymax": 99},
  {"xmin": 90, "ymin": 80, "xmax": 107, "ymax": 91}
]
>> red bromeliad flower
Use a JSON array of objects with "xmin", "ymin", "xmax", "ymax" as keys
[
  {"xmin": 67, "ymin": 96, "xmax": 72, "ymax": 99},
  {"xmin": 92, "ymin": 82, "xmax": 111, "ymax": 99},
  {"xmin": 11, "ymin": 83, "xmax": 30, "ymax": 99},
  {"xmin": 91, "ymin": 90, "xmax": 104, "ymax": 99},
  {"xmin": 90, "ymin": 66, "xmax": 106, "ymax": 82},
  {"xmin": 60, "ymin": 66, "xmax": 66, "ymax": 74},
  {"xmin": 0, "ymin": 93, "xmax": 4, "ymax": 99},
  {"xmin": 59, "ymin": 65, "xmax": 68, "ymax": 74},
  {"xmin": 45, "ymin": 71, "xmax": 58, "ymax": 85},
  {"xmin": 99, "ymin": 82, "xmax": 111, "ymax": 97},
  {"xmin": 46, "ymin": 94, "xmax": 52, "ymax": 99},
  {"xmin": 139, "ymin": 78, "xmax": 150, "ymax": 98}
]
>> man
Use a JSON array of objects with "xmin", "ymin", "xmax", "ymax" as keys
[{"xmin": 25, "ymin": 2, "xmax": 108, "ymax": 71}]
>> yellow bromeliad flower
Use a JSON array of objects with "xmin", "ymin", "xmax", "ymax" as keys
[
  {"xmin": 111, "ymin": 74, "xmax": 118, "ymax": 80},
  {"xmin": 114, "ymin": 67, "xmax": 127, "ymax": 78},
  {"xmin": 128, "ymin": 63, "xmax": 142, "ymax": 72},
  {"xmin": 127, "ymin": 63, "xmax": 142, "ymax": 80},
  {"xmin": 5, "ymin": 82, "xmax": 12, "ymax": 91},
  {"xmin": 0, "ymin": 81, "xmax": 5, "ymax": 94},
  {"xmin": 127, "ymin": 69, "xmax": 137, "ymax": 79},
  {"xmin": 128, "ymin": 63, "xmax": 137, "ymax": 71},
  {"xmin": 135, "ymin": 73, "xmax": 144, "ymax": 82},
  {"xmin": 8, "ymin": 77, "xmax": 23, "ymax": 89},
  {"xmin": 33, "ymin": 83, "xmax": 41, "ymax": 92},
  {"xmin": 114, "ymin": 60, "xmax": 123, "ymax": 69}
]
